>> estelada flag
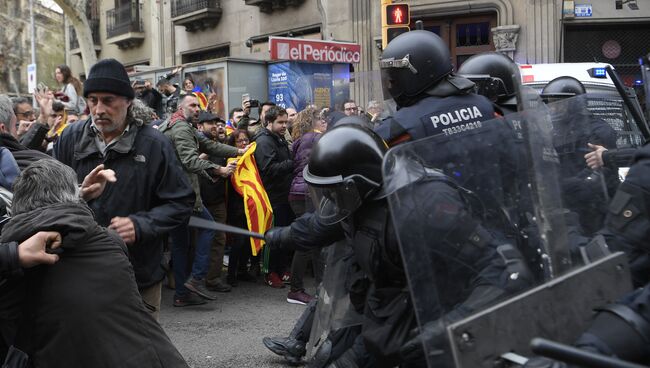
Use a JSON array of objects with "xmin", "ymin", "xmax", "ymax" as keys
[
  {"xmin": 193, "ymin": 91, "xmax": 209, "ymax": 110},
  {"xmin": 228, "ymin": 142, "xmax": 273, "ymax": 256},
  {"xmin": 225, "ymin": 120, "xmax": 235, "ymax": 136}
]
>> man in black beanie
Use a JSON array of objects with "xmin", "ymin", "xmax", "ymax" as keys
[{"xmin": 53, "ymin": 59, "xmax": 195, "ymax": 319}]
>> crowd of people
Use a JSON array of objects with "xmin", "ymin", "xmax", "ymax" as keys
[{"xmin": 1, "ymin": 30, "xmax": 650, "ymax": 368}]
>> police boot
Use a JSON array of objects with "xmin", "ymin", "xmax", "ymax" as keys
[{"xmin": 262, "ymin": 336, "xmax": 306, "ymax": 365}]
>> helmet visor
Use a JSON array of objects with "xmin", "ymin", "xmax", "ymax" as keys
[{"xmin": 309, "ymin": 181, "xmax": 363, "ymax": 225}]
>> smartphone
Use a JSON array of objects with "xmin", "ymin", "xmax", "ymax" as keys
[
  {"xmin": 248, "ymin": 99, "xmax": 259, "ymax": 108},
  {"xmin": 37, "ymin": 82, "xmax": 47, "ymax": 93},
  {"xmin": 241, "ymin": 93, "xmax": 250, "ymax": 103}
]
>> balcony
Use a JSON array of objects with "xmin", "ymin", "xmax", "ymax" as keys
[
  {"xmin": 172, "ymin": 0, "xmax": 222, "ymax": 32},
  {"xmin": 244, "ymin": 0, "xmax": 304, "ymax": 14},
  {"xmin": 106, "ymin": 3, "xmax": 144, "ymax": 49},
  {"xmin": 69, "ymin": 19, "xmax": 101, "ymax": 55}
]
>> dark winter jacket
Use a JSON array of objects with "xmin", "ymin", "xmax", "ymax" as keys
[
  {"xmin": 289, "ymin": 131, "xmax": 321, "ymax": 201},
  {"xmin": 158, "ymin": 111, "xmax": 238, "ymax": 212},
  {"xmin": 0, "ymin": 133, "xmax": 52, "ymax": 171},
  {"xmin": 53, "ymin": 116, "xmax": 194, "ymax": 289},
  {"xmin": 18, "ymin": 123, "xmax": 49, "ymax": 151},
  {"xmin": 252, "ymin": 128, "xmax": 293, "ymax": 206},
  {"xmin": 0, "ymin": 203, "xmax": 189, "ymax": 368},
  {"xmin": 198, "ymin": 132, "xmax": 228, "ymax": 206}
]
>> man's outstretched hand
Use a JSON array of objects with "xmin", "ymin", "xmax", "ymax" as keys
[{"xmin": 81, "ymin": 164, "xmax": 117, "ymax": 201}]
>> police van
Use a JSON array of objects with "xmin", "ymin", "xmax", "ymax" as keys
[
  {"xmin": 518, "ymin": 62, "xmax": 617, "ymax": 95},
  {"xmin": 520, "ymin": 62, "xmax": 646, "ymax": 169}
]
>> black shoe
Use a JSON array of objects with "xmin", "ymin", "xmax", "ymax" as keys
[
  {"xmin": 206, "ymin": 280, "xmax": 232, "ymax": 292},
  {"xmin": 184, "ymin": 277, "xmax": 217, "ymax": 300},
  {"xmin": 173, "ymin": 293, "xmax": 207, "ymax": 307},
  {"xmin": 263, "ymin": 336, "xmax": 305, "ymax": 365}
]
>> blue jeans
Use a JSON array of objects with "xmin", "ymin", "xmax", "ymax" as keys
[{"xmin": 170, "ymin": 206, "xmax": 216, "ymax": 297}]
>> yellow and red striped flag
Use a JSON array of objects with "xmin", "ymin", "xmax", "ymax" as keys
[
  {"xmin": 193, "ymin": 91, "xmax": 209, "ymax": 110},
  {"xmin": 229, "ymin": 142, "xmax": 273, "ymax": 256}
]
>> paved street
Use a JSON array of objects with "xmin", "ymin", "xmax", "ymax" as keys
[{"xmin": 159, "ymin": 277, "xmax": 313, "ymax": 367}]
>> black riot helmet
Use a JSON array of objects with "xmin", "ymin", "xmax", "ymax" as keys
[
  {"xmin": 457, "ymin": 52, "xmax": 520, "ymax": 106},
  {"xmin": 380, "ymin": 31, "xmax": 474, "ymax": 107},
  {"xmin": 541, "ymin": 76, "xmax": 586, "ymax": 102},
  {"xmin": 303, "ymin": 124, "xmax": 387, "ymax": 224}
]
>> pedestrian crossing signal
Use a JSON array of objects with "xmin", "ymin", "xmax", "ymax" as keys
[
  {"xmin": 385, "ymin": 4, "xmax": 410, "ymax": 26},
  {"xmin": 382, "ymin": 3, "xmax": 411, "ymax": 49}
]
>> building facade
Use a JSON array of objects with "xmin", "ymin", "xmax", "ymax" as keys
[
  {"xmin": 66, "ymin": 0, "xmax": 650, "ymax": 98},
  {"xmin": 0, "ymin": 0, "xmax": 65, "ymax": 95}
]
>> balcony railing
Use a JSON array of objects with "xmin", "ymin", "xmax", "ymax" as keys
[
  {"xmin": 171, "ymin": 0, "xmax": 222, "ymax": 32},
  {"xmin": 244, "ymin": 0, "xmax": 304, "ymax": 13},
  {"xmin": 69, "ymin": 19, "xmax": 101, "ymax": 51},
  {"xmin": 106, "ymin": 3, "xmax": 143, "ymax": 39},
  {"xmin": 172, "ymin": 0, "xmax": 218, "ymax": 17}
]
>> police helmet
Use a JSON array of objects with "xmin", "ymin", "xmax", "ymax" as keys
[
  {"xmin": 457, "ymin": 52, "xmax": 520, "ymax": 106},
  {"xmin": 380, "ymin": 31, "xmax": 454, "ymax": 106},
  {"xmin": 304, "ymin": 124, "xmax": 387, "ymax": 224},
  {"xmin": 541, "ymin": 76, "xmax": 586, "ymax": 101}
]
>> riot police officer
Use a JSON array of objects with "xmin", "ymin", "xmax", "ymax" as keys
[
  {"xmin": 374, "ymin": 30, "xmax": 496, "ymax": 145},
  {"xmin": 457, "ymin": 51, "xmax": 521, "ymax": 115},
  {"xmin": 298, "ymin": 124, "xmax": 530, "ymax": 367}
]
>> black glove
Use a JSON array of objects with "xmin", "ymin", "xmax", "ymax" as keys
[
  {"xmin": 264, "ymin": 226, "xmax": 293, "ymax": 250},
  {"xmin": 399, "ymin": 319, "xmax": 447, "ymax": 363}
]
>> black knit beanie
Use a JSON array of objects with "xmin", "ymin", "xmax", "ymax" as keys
[{"xmin": 83, "ymin": 59, "xmax": 135, "ymax": 99}]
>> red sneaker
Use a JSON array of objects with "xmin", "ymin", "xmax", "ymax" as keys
[
  {"xmin": 265, "ymin": 272, "xmax": 285, "ymax": 288},
  {"xmin": 281, "ymin": 271, "xmax": 292, "ymax": 284}
]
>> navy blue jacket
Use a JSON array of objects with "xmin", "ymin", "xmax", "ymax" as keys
[{"xmin": 53, "ymin": 117, "xmax": 194, "ymax": 289}]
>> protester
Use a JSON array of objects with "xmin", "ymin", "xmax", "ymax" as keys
[
  {"xmin": 54, "ymin": 64, "xmax": 86, "ymax": 115},
  {"xmin": 0, "ymin": 159, "xmax": 189, "ymax": 368},
  {"xmin": 54, "ymin": 58, "xmax": 195, "ymax": 319}
]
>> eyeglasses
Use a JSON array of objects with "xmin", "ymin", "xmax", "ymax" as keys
[{"xmin": 16, "ymin": 110, "xmax": 35, "ymax": 117}]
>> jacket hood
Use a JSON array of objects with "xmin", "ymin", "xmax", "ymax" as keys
[{"xmin": 1, "ymin": 202, "xmax": 99, "ymax": 247}]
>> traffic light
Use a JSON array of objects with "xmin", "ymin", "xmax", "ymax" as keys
[
  {"xmin": 381, "ymin": 3, "xmax": 410, "ymax": 49},
  {"xmin": 385, "ymin": 4, "xmax": 410, "ymax": 26}
]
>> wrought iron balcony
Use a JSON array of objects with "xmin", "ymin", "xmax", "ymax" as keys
[
  {"xmin": 171, "ymin": 0, "xmax": 222, "ymax": 32},
  {"xmin": 106, "ymin": 3, "xmax": 144, "ymax": 49},
  {"xmin": 244, "ymin": 0, "xmax": 304, "ymax": 14},
  {"xmin": 69, "ymin": 19, "xmax": 101, "ymax": 54}
]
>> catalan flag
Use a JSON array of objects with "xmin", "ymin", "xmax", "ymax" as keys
[
  {"xmin": 225, "ymin": 120, "xmax": 235, "ymax": 136},
  {"xmin": 229, "ymin": 142, "xmax": 273, "ymax": 256},
  {"xmin": 193, "ymin": 91, "xmax": 209, "ymax": 110}
]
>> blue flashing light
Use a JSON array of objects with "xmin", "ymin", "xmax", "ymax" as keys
[
  {"xmin": 635, "ymin": 80, "xmax": 644, "ymax": 85},
  {"xmin": 590, "ymin": 67, "xmax": 607, "ymax": 78}
]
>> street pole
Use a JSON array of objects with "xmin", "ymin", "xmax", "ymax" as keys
[{"xmin": 30, "ymin": 0, "xmax": 37, "ymax": 106}]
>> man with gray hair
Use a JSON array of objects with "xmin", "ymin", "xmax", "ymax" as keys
[
  {"xmin": 0, "ymin": 95, "xmax": 17, "ymax": 138},
  {"xmin": 0, "ymin": 159, "xmax": 189, "ymax": 367},
  {"xmin": 54, "ymin": 59, "xmax": 194, "ymax": 318}
]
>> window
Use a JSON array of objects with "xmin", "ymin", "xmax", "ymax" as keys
[{"xmin": 415, "ymin": 14, "xmax": 497, "ymax": 70}]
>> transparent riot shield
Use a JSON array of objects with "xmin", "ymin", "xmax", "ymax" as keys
[
  {"xmin": 382, "ymin": 87, "xmax": 620, "ymax": 367},
  {"xmin": 298, "ymin": 70, "xmax": 392, "ymax": 359}
]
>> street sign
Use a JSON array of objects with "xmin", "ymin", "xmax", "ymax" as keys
[
  {"xmin": 575, "ymin": 4, "xmax": 593, "ymax": 17},
  {"xmin": 27, "ymin": 63, "xmax": 37, "ymax": 93}
]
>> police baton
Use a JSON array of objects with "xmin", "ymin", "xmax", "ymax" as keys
[
  {"xmin": 531, "ymin": 337, "xmax": 649, "ymax": 368},
  {"xmin": 606, "ymin": 65, "xmax": 650, "ymax": 140},
  {"xmin": 188, "ymin": 216, "xmax": 266, "ymax": 240}
]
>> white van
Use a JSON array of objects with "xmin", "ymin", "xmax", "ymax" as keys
[{"xmin": 519, "ymin": 62, "xmax": 618, "ymax": 95}]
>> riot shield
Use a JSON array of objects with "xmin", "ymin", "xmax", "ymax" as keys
[
  {"xmin": 291, "ymin": 69, "xmax": 391, "ymax": 359},
  {"xmin": 306, "ymin": 240, "xmax": 364, "ymax": 357},
  {"xmin": 382, "ymin": 88, "xmax": 620, "ymax": 367}
]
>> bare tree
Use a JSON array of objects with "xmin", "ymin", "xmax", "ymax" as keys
[{"xmin": 53, "ymin": 0, "xmax": 96, "ymax": 74}]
